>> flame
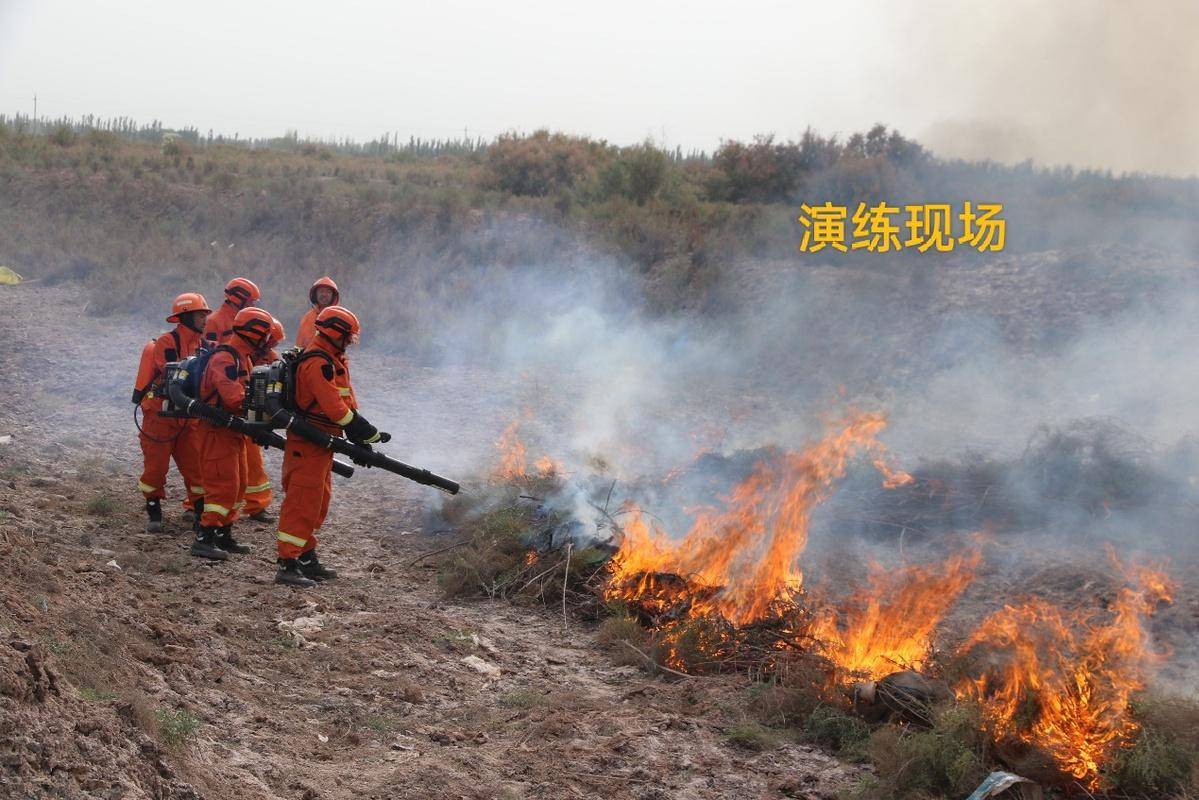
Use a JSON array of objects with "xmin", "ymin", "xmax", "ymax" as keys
[
  {"xmin": 492, "ymin": 420, "xmax": 561, "ymax": 482},
  {"xmin": 534, "ymin": 454, "xmax": 562, "ymax": 478},
  {"xmin": 811, "ymin": 549, "xmax": 981, "ymax": 680},
  {"xmin": 954, "ymin": 551, "xmax": 1175, "ymax": 787},
  {"xmin": 607, "ymin": 411, "xmax": 900, "ymax": 626},
  {"xmin": 493, "ymin": 421, "xmax": 528, "ymax": 481},
  {"xmin": 873, "ymin": 457, "xmax": 914, "ymax": 489}
]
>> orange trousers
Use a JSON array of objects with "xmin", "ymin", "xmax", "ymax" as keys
[
  {"xmin": 199, "ymin": 425, "xmax": 248, "ymax": 528},
  {"xmin": 276, "ymin": 435, "xmax": 333, "ymax": 559},
  {"xmin": 243, "ymin": 444, "xmax": 273, "ymax": 515},
  {"xmin": 138, "ymin": 412, "xmax": 202, "ymax": 510}
]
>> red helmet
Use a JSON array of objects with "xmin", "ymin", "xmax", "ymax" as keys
[
  {"xmin": 166, "ymin": 292, "xmax": 211, "ymax": 323},
  {"xmin": 309, "ymin": 276, "xmax": 340, "ymax": 307},
  {"xmin": 231, "ymin": 307, "xmax": 273, "ymax": 346},
  {"xmin": 224, "ymin": 277, "xmax": 261, "ymax": 308},
  {"xmin": 314, "ymin": 305, "xmax": 360, "ymax": 346},
  {"xmin": 268, "ymin": 316, "xmax": 285, "ymax": 347}
]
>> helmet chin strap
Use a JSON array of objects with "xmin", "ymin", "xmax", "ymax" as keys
[
  {"xmin": 234, "ymin": 330, "xmax": 264, "ymax": 350},
  {"xmin": 316, "ymin": 330, "xmax": 347, "ymax": 353},
  {"xmin": 180, "ymin": 314, "xmax": 204, "ymax": 334}
]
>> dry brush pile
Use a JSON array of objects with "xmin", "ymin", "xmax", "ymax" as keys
[{"xmin": 432, "ymin": 413, "xmax": 1199, "ymax": 799}]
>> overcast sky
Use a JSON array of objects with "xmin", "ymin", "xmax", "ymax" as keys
[{"xmin": 1, "ymin": 0, "xmax": 1195, "ymax": 175}]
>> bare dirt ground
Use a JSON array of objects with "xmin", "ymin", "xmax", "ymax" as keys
[{"xmin": 0, "ymin": 283, "xmax": 862, "ymax": 800}]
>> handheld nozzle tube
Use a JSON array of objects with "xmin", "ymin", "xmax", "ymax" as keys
[
  {"xmin": 261, "ymin": 393, "xmax": 460, "ymax": 495},
  {"xmin": 167, "ymin": 381, "xmax": 355, "ymax": 479}
]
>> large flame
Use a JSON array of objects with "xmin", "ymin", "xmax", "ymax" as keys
[
  {"xmin": 954, "ymin": 549, "xmax": 1175, "ymax": 787},
  {"xmin": 607, "ymin": 411, "xmax": 906, "ymax": 626},
  {"xmin": 811, "ymin": 549, "xmax": 981, "ymax": 680}
]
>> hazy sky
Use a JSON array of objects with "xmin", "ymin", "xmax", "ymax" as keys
[{"xmin": 1, "ymin": 0, "xmax": 1195, "ymax": 175}]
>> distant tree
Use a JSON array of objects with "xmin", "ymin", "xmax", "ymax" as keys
[{"xmin": 485, "ymin": 130, "xmax": 597, "ymax": 197}]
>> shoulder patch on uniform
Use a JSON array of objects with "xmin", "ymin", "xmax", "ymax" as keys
[
  {"xmin": 225, "ymin": 364, "xmax": 238, "ymax": 380},
  {"xmin": 321, "ymin": 364, "xmax": 335, "ymax": 381}
]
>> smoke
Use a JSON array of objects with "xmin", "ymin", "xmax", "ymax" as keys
[
  {"xmin": 895, "ymin": 0, "xmax": 1199, "ymax": 177},
  {"xmin": 359, "ymin": 217, "xmax": 1199, "ymax": 497}
]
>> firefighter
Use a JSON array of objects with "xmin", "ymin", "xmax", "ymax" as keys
[
  {"xmin": 241, "ymin": 317, "xmax": 286, "ymax": 523},
  {"xmin": 203, "ymin": 277, "xmax": 261, "ymax": 344},
  {"xmin": 294, "ymin": 276, "xmax": 339, "ymax": 349},
  {"xmin": 133, "ymin": 293, "xmax": 211, "ymax": 532},
  {"xmin": 191, "ymin": 306, "xmax": 274, "ymax": 560},
  {"xmin": 275, "ymin": 305, "xmax": 388, "ymax": 587}
]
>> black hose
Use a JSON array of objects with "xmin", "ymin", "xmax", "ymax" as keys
[
  {"xmin": 263, "ymin": 395, "xmax": 459, "ymax": 494},
  {"xmin": 132, "ymin": 403, "xmax": 185, "ymax": 444},
  {"xmin": 166, "ymin": 382, "xmax": 355, "ymax": 479}
]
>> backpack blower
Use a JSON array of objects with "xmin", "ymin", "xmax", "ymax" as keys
[
  {"xmin": 245, "ymin": 350, "xmax": 460, "ymax": 495},
  {"xmin": 163, "ymin": 346, "xmax": 356, "ymax": 479}
]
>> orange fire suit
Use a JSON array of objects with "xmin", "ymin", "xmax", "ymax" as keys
[
  {"xmin": 276, "ymin": 336, "xmax": 358, "ymax": 559},
  {"xmin": 202, "ymin": 300, "xmax": 240, "ymax": 345},
  {"xmin": 294, "ymin": 307, "xmax": 319, "ymax": 349},
  {"xmin": 242, "ymin": 346, "xmax": 280, "ymax": 516},
  {"xmin": 134, "ymin": 325, "xmax": 204, "ymax": 510},
  {"xmin": 197, "ymin": 337, "xmax": 256, "ymax": 528}
]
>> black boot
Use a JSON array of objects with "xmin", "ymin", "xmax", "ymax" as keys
[
  {"xmin": 215, "ymin": 525, "xmax": 251, "ymax": 554},
  {"xmin": 190, "ymin": 526, "xmax": 229, "ymax": 561},
  {"xmin": 145, "ymin": 499, "xmax": 163, "ymax": 533},
  {"xmin": 191, "ymin": 498, "xmax": 204, "ymax": 534},
  {"xmin": 274, "ymin": 559, "xmax": 316, "ymax": 588},
  {"xmin": 248, "ymin": 509, "xmax": 276, "ymax": 524},
  {"xmin": 297, "ymin": 550, "xmax": 338, "ymax": 581}
]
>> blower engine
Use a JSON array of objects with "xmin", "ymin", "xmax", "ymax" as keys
[{"xmin": 161, "ymin": 347, "xmax": 355, "ymax": 478}]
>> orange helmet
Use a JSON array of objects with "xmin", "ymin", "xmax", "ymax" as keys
[
  {"xmin": 314, "ymin": 305, "xmax": 360, "ymax": 346},
  {"xmin": 268, "ymin": 316, "xmax": 285, "ymax": 347},
  {"xmin": 166, "ymin": 292, "xmax": 211, "ymax": 323},
  {"xmin": 309, "ymin": 276, "xmax": 340, "ymax": 307},
  {"xmin": 224, "ymin": 277, "xmax": 261, "ymax": 308},
  {"xmin": 231, "ymin": 307, "xmax": 273, "ymax": 346}
]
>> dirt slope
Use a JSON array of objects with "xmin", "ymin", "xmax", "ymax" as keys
[{"xmin": 0, "ymin": 283, "xmax": 860, "ymax": 800}]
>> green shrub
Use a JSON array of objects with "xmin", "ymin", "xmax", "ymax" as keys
[
  {"xmin": 723, "ymin": 721, "xmax": 779, "ymax": 752},
  {"xmin": 803, "ymin": 705, "xmax": 872, "ymax": 756},
  {"xmin": 1110, "ymin": 731, "xmax": 1194, "ymax": 796},
  {"xmin": 1107, "ymin": 693, "xmax": 1199, "ymax": 795},
  {"xmin": 437, "ymin": 504, "xmax": 533, "ymax": 598},
  {"xmin": 867, "ymin": 702, "xmax": 987, "ymax": 799},
  {"xmin": 49, "ymin": 124, "xmax": 77, "ymax": 148},
  {"xmin": 154, "ymin": 708, "xmax": 200, "ymax": 747},
  {"xmin": 86, "ymin": 492, "xmax": 116, "ymax": 516}
]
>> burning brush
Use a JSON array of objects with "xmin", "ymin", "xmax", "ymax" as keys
[{"xmin": 442, "ymin": 410, "xmax": 1184, "ymax": 793}]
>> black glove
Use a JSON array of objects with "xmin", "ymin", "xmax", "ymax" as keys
[
  {"xmin": 343, "ymin": 411, "xmax": 382, "ymax": 444},
  {"xmin": 131, "ymin": 389, "xmax": 145, "ymax": 405},
  {"xmin": 377, "ymin": 431, "xmax": 391, "ymax": 444}
]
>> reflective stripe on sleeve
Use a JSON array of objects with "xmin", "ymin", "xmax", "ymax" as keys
[
  {"xmin": 335, "ymin": 410, "xmax": 354, "ymax": 426},
  {"xmin": 276, "ymin": 531, "xmax": 307, "ymax": 547}
]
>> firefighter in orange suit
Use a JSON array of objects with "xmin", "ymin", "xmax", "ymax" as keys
[
  {"xmin": 241, "ymin": 316, "xmax": 286, "ymax": 522},
  {"xmin": 191, "ymin": 307, "xmax": 274, "ymax": 560},
  {"xmin": 275, "ymin": 305, "xmax": 388, "ymax": 587},
  {"xmin": 294, "ymin": 276, "xmax": 339, "ymax": 349},
  {"xmin": 133, "ymin": 293, "xmax": 211, "ymax": 533},
  {"xmin": 203, "ymin": 277, "xmax": 261, "ymax": 344}
]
